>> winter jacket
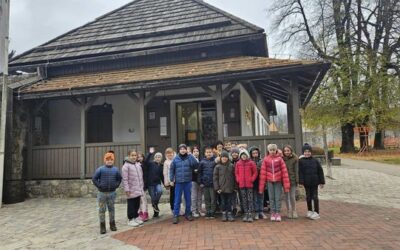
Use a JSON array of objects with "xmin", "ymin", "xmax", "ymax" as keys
[
  {"xmin": 259, "ymin": 155, "xmax": 290, "ymax": 193},
  {"xmin": 213, "ymin": 161, "xmax": 235, "ymax": 193},
  {"xmin": 192, "ymin": 157, "xmax": 200, "ymax": 182},
  {"xmin": 235, "ymin": 159, "xmax": 258, "ymax": 189},
  {"xmin": 121, "ymin": 159, "xmax": 145, "ymax": 199},
  {"xmin": 283, "ymin": 153, "xmax": 299, "ymax": 186},
  {"xmin": 170, "ymin": 153, "xmax": 199, "ymax": 183},
  {"xmin": 198, "ymin": 157, "xmax": 216, "ymax": 187},
  {"xmin": 299, "ymin": 156, "xmax": 325, "ymax": 186},
  {"xmin": 144, "ymin": 153, "xmax": 164, "ymax": 187},
  {"xmin": 163, "ymin": 158, "xmax": 173, "ymax": 187},
  {"xmin": 92, "ymin": 165, "xmax": 122, "ymax": 192},
  {"xmin": 249, "ymin": 147, "xmax": 262, "ymax": 190}
]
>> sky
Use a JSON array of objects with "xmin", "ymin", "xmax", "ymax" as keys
[{"xmin": 9, "ymin": 0, "xmax": 283, "ymax": 56}]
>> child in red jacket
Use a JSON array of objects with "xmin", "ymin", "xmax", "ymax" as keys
[
  {"xmin": 259, "ymin": 144, "xmax": 290, "ymax": 222},
  {"xmin": 235, "ymin": 149, "xmax": 258, "ymax": 222}
]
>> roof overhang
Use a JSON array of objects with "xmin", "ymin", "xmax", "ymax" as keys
[{"xmin": 14, "ymin": 56, "xmax": 330, "ymax": 108}]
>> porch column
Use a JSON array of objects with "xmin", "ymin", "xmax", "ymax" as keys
[
  {"xmin": 288, "ymin": 82, "xmax": 303, "ymax": 155},
  {"xmin": 139, "ymin": 91, "xmax": 146, "ymax": 152},
  {"xmin": 216, "ymin": 84, "xmax": 224, "ymax": 141}
]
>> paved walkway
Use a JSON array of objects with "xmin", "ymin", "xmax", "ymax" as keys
[{"xmin": 0, "ymin": 158, "xmax": 399, "ymax": 249}]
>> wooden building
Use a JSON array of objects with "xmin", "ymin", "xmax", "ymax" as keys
[{"xmin": 6, "ymin": 0, "xmax": 329, "ymax": 186}]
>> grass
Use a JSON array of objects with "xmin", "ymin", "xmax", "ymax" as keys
[{"xmin": 339, "ymin": 150, "xmax": 400, "ymax": 165}]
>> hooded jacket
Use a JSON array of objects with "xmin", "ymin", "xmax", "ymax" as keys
[
  {"xmin": 144, "ymin": 153, "xmax": 164, "ymax": 186},
  {"xmin": 198, "ymin": 157, "xmax": 216, "ymax": 187},
  {"xmin": 249, "ymin": 146, "xmax": 263, "ymax": 190},
  {"xmin": 92, "ymin": 165, "xmax": 122, "ymax": 192},
  {"xmin": 235, "ymin": 150, "xmax": 258, "ymax": 189},
  {"xmin": 213, "ymin": 161, "xmax": 235, "ymax": 193},
  {"xmin": 299, "ymin": 156, "xmax": 325, "ymax": 186},
  {"xmin": 283, "ymin": 152, "xmax": 299, "ymax": 186},
  {"xmin": 169, "ymin": 153, "xmax": 199, "ymax": 183},
  {"xmin": 259, "ymin": 154, "xmax": 290, "ymax": 193},
  {"xmin": 121, "ymin": 158, "xmax": 145, "ymax": 199}
]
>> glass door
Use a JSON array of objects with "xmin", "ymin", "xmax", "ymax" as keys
[{"xmin": 177, "ymin": 102, "xmax": 200, "ymax": 146}]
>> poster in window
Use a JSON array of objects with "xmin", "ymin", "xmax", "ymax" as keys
[{"xmin": 160, "ymin": 117, "xmax": 167, "ymax": 136}]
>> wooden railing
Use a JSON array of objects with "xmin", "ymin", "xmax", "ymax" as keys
[
  {"xmin": 29, "ymin": 142, "xmax": 141, "ymax": 179},
  {"xmin": 224, "ymin": 134, "xmax": 296, "ymax": 155}
]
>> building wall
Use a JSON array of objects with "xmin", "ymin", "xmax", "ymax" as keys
[{"xmin": 48, "ymin": 94, "xmax": 141, "ymax": 145}]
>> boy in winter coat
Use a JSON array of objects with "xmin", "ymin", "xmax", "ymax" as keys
[
  {"xmin": 191, "ymin": 146, "xmax": 203, "ymax": 217},
  {"xmin": 249, "ymin": 146, "xmax": 266, "ymax": 220},
  {"xmin": 198, "ymin": 147, "xmax": 216, "ymax": 219},
  {"xmin": 170, "ymin": 144, "xmax": 199, "ymax": 224},
  {"xmin": 299, "ymin": 143, "xmax": 325, "ymax": 220},
  {"xmin": 235, "ymin": 149, "xmax": 258, "ymax": 222},
  {"xmin": 92, "ymin": 151, "xmax": 122, "ymax": 234},
  {"xmin": 259, "ymin": 144, "xmax": 290, "ymax": 222},
  {"xmin": 282, "ymin": 145, "xmax": 299, "ymax": 219},
  {"xmin": 213, "ymin": 151, "xmax": 235, "ymax": 222},
  {"xmin": 144, "ymin": 147, "xmax": 164, "ymax": 218},
  {"xmin": 230, "ymin": 147, "xmax": 241, "ymax": 216},
  {"xmin": 122, "ymin": 150, "xmax": 145, "ymax": 227}
]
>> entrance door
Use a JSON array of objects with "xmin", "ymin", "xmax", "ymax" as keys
[{"xmin": 176, "ymin": 101, "xmax": 216, "ymax": 148}]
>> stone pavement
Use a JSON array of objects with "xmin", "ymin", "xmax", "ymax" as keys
[{"xmin": 0, "ymin": 158, "xmax": 399, "ymax": 249}]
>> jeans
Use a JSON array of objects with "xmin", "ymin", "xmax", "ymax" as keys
[
  {"xmin": 305, "ymin": 185, "xmax": 319, "ymax": 213},
  {"xmin": 169, "ymin": 185, "xmax": 175, "ymax": 211},
  {"xmin": 191, "ymin": 182, "xmax": 203, "ymax": 213},
  {"xmin": 97, "ymin": 191, "xmax": 116, "ymax": 223},
  {"xmin": 239, "ymin": 188, "xmax": 254, "ymax": 213},
  {"xmin": 284, "ymin": 185, "xmax": 297, "ymax": 212},
  {"xmin": 203, "ymin": 187, "xmax": 216, "ymax": 213},
  {"xmin": 220, "ymin": 193, "xmax": 234, "ymax": 212},
  {"xmin": 127, "ymin": 197, "xmax": 141, "ymax": 220},
  {"xmin": 173, "ymin": 182, "xmax": 192, "ymax": 216},
  {"xmin": 148, "ymin": 184, "xmax": 163, "ymax": 206},
  {"xmin": 253, "ymin": 190, "xmax": 264, "ymax": 213},
  {"xmin": 267, "ymin": 182, "xmax": 282, "ymax": 214}
]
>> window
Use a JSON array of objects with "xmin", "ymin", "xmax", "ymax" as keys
[{"xmin": 87, "ymin": 104, "xmax": 113, "ymax": 143}]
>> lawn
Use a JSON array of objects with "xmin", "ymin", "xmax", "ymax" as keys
[{"xmin": 339, "ymin": 150, "xmax": 400, "ymax": 165}]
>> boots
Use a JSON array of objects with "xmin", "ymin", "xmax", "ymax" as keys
[
  {"xmin": 100, "ymin": 222, "xmax": 106, "ymax": 234},
  {"xmin": 247, "ymin": 213, "xmax": 253, "ymax": 222},
  {"xmin": 227, "ymin": 212, "xmax": 235, "ymax": 222},
  {"xmin": 110, "ymin": 221, "xmax": 117, "ymax": 231},
  {"xmin": 222, "ymin": 212, "xmax": 228, "ymax": 222},
  {"xmin": 242, "ymin": 213, "xmax": 248, "ymax": 222}
]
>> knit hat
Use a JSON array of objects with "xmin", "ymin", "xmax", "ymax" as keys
[
  {"xmin": 154, "ymin": 152, "xmax": 163, "ymax": 159},
  {"xmin": 302, "ymin": 143, "xmax": 312, "ymax": 153},
  {"xmin": 239, "ymin": 149, "xmax": 250, "ymax": 158},
  {"xmin": 178, "ymin": 144, "xmax": 187, "ymax": 150},
  {"xmin": 104, "ymin": 152, "xmax": 115, "ymax": 162},
  {"xmin": 221, "ymin": 151, "xmax": 230, "ymax": 159},
  {"xmin": 231, "ymin": 147, "xmax": 240, "ymax": 154}
]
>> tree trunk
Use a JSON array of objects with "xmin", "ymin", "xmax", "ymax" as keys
[
  {"xmin": 340, "ymin": 123, "xmax": 355, "ymax": 153},
  {"xmin": 359, "ymin": 129, "xmax": 369, "ymax": 151},
  {"xmin": 373, "ymin": 130, "xmax": 385, "ymax": 149}
]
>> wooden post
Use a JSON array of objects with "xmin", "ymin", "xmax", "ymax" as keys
[
  {"xmin": 216, "ymin": 84, "xmax": 224, "ymax": 141},
  {"xmin": 80, "ymin": 98, "xmax": 86, "ymax": 179},
  {"xmin": 0, "ymin": 0, "xmax": 10, "ymax": 207},
  {"xmin": 139, "ymin": 91, "xmax": 146, "ymax": 152},
  {"xmin": 289, "ymin": 82, "xmax": 303, "ymax": 155}
]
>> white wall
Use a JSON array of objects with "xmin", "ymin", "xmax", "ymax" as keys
[{"xmin": 48, "ymin": 94, "xmax": 141, "ymax": 145}]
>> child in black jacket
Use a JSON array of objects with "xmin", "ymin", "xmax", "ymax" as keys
[
  {"xmin": 299, "ymin": 144, "xmax": 325, "ymax": 220},
  {"xmin": 145, "ymin": 147, "xmax": 164, "ymax": 218}
]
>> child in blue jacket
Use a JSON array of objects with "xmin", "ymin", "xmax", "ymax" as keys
[{"xmin": 198, "ymin": 146, "xmax": 216, "ymax": 219}]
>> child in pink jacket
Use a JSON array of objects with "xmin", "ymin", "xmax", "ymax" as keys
[{"xmin": 122, "ymin": 150, "xmax": 145, "ymax": 227}]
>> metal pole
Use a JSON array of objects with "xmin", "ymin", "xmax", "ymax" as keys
[{"xmin": 0, "ymin": 0, "xmax": 10, "ymax": 208}]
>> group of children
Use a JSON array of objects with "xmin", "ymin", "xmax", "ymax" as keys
[{"xmin": 91, "ymin": 141, "xmax": 325, "ymax": 233}]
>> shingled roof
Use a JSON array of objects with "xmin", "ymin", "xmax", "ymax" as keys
[{"xmin": 10, "ymin": 0, "xmax": 264, "ymax": 68}]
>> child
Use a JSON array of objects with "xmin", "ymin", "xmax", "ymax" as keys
[
  {"xmin": 213, "ymin": 151, "xmax": 235, "ymax": 222},
  {"xmin": 145, "ymin": 147, "xmax": 164, "ymax": 218},
  {"xmin": 230, "ymin": 147, "xmax": 240, "ymax": 216},
  {"xmin": 122, "ymin": 150, "xmax": 145, "ymax": 227},
  {"xmin": 259, "ymin": 144, "xmax": 290, "ymax": 222},
  {"xmin": 191, "ymin": 146, "xmax": 204, "ymax": 217},
  {"xmin": 163, "ymin": 147, "xmax": 176, "ymax": 214},
  {"xmin": 299, "ymin": 143, "xmax": 325, "ymax": 220},
  {"xmin": 92, "ymin": 151, "xmax": 122, "ymax": 234},
  {"xmin": 249, "ymin": 146, "xmax": 266, "ymax": 220},
  {"xmin": 282, "ymin": 145, "xmax": 299, "ymax": 219},
  {"xmin": 235, "ymin": 149, "xmax": 257, "ymax": 222},
  {"xmin": 198, "ymin": 146, "xmax": 216, "ymax": 219},
  {"xmin": 136, "ymin": 152, "xmax": 149, "ymax": 221},
  {"xmin": 170, "ymin": 144, "xmax": 199, "ymax": 224}
]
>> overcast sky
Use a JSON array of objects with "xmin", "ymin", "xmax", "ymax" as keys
[{"xmin": 9, "ymin": 0, "xmax": 284, "ymax": 57}]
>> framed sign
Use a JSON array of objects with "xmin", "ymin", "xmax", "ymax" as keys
[{"xmin": 160, "ymin": 117, "xmax": 167, "ymax": 136}]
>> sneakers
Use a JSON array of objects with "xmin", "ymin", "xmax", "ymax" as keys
[
  {"xmin": 310, "ymin": 212, "xmax": 320, "ymax": 220},
  {"xmin": 193, "ymin": 211, "xmax": 200, "ymax": 218},
  {"xmin": 185, "ymin": 214, "xmax": 194, "ymax": 221},
  {"xmin": 254, "ymin": 213, "xmax": 259, "ymax": 220},
  {"xmin": 247, "ymin": 213, "xmax": 253, "ymax": 223},
  {"xmin": 153, "ymin": 211, "xmax": 159, "ymax": 218},
  {"xmin": 270, "ymin": 213, "xmax": 276, "ymax": 221},
  {"xmin": 222, "ymin": 212, "xmax": 228, "ymax": 222},
  {"xmin": 292, "ymin": 210, "xmax": 298, "ymax": 219},
  {"xmin": 287, "ymin": 210, "xmax": 293, "ymax": 219},
  {"xmin": 128, "ymin": 219, "xmax": 140, "ymax": 227},
  {"xmin": 172, "ymin": 216, "xmax": 179, "ymax": 224},
  {"xmin": 199, "ymin": 211, "xmax": 206, "ymax": 217},
  {"xmin": 205, "ymin": 212, "xmax": 211, "ymax": 220},
  {"xmin": 152, "ymin": 203, "xmax": 160, "ymax": 213},
  {"xmin": 306, "ymin": 211, "xmax": 314, "ymax": 218},
  {"xmin": 242, "ymin": 213, "xmax": 248, "ymax": 222},
  {"xmin": 259, "ymin": 212, "xmax": 267, "ymax": 219},
  {"xmin": 275, "ymin": 213, "xmax": 282, "ymax": 222},
  {"xmin": 227, "ymin": 212, "xmax": 235, "ymax": 222},
  {"xmin": 100, "ymin": 222, "xmax": 106, "ymax": 234},
  {"xmin": 135, "ymin": 218, "xmax": 144, "ymax": 225},
  {"xmin": 209, "ymin": 213, "xmax": 215, "ymax": 219}
]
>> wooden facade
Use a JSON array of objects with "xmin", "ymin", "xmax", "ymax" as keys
[{"xmin": 7, "ymin": 0, "xmax": 330, "ymax": 181}]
